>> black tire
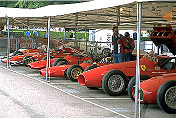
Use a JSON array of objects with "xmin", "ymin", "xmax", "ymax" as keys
[
  {"xmin": 102, "ymin": 48, "xmax": 111, "ymax": 56},
  {"xmin": 128, "ymin": 75, "xmax": 151, "ymax": 101},
  {"xmin": 86, "ymin": 87, "xmax": 99, "ymax": 90},
  {"xmin": 83, "ymin": 64, "xmax": 99, "ymax": 72},
  {"xmin": 56, "ymin": 61, "xmax": 69, "ymax": 66},
  {"xmin": 157, "ymin": 80, "xmax": 176, "ymax": 114},
  {"xmin": 102, "ymin": 70, "xmax": 127, "ymax": 96},
  {"xmin": 52, "ymin": 58, "xmax": 68, "ymax": 67},
  {"xmin": 67, "ymin": 65, "xmax": 84, "ymax": 82},
  {"xmin": 22, "ymin": 56, "xmax": 35, "ymax": 66},
  {"xmin": 41, "ymin": 56, "xmax": 54, "ymax": 60}
]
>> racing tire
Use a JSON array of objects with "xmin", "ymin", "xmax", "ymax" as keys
[
  {"xmin": 67, "ymin": 65, "xmax": 84, "ymax": 82},
  {"xmin": 128, "ymin": 75, "xmax": 151, "ymax": 101},
  {"xmin": 86, "ymin": 87, "xmax": 99, "ymax": 90},
  {"xmin": 157, "ymin": 80, "xmax": 176, "ymax": 114},
  {"xmin": 83, "ymin": 64, "xmax": 99, "ymax": 72},
  {"xmin": 23, "ymin": 56, "xmax": 35, "ymax": 66},
  {"xmin": 56, "ymin": 61, "xmax": 69, "ymax": 66},
  {"xmin": 102, "ymin": 70, "xmax": 127, "ymax": 96},
  {"xmin": 102, "ymin": 48, "xmax": 111, "ymax": 56},
  {"xmin": 52, "ymin": 58, "xmax": 68, "ymax": 67}
]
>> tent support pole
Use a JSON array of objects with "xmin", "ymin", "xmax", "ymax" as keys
[
  {"xmin": 7, "ymin": 17, "xmax": 10, "ymax": 68},
  {"xmin": 85, "ymin": 27, "xmax": 87, "ymax": 53},
  {"xmin": 75, "ymin": 13, "xmax": 78, "ymax": 48},
  {"xmin": 134, "ymin": 2, "xmax": 142, "ymax": 118},
  {"xmin": 117, "ymin": 6, "xmax": 120, "ymax": 29},
  {"xmin": 46, "ymin": 16, "xmax": 51, "ymax": 83}
]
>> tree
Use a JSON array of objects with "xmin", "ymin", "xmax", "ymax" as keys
[{"xmin": 0, "ymin": 0, "xmax": 89, "ymax": 9}]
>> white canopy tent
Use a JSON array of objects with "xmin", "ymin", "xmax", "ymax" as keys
[{"xmin": 0, "ymin": 0, "xmax": 176, "ymax": 29}]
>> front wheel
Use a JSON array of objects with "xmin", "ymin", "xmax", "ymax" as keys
[
  {"xmin": 128, "ymin": 75, "xmax": 151, "ymax": 101},
  {"xmin": 67, "ymin": 65, "xmax": 84, "ymax": 82},
  {"xmin": 157, "ymin": 80, "xmax": 176, "ymax": 114},
  {"xmin": 102, "ymin": 70, "xmax": 127, "ymax": 96},
  {"xmin": 23, "ymin": 56, "xmax": 35, "ymax": 66}
]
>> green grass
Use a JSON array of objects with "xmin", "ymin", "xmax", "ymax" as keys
[{"xmin": 3, "ymin": 29, "xmax": 89, "ymax": 40}]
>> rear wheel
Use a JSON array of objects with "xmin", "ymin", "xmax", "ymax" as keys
[
  {"xmin": 102, "ymin": 48, "xmax": 111, "ymax": 56},
  {"xmin": 23, "ymin": 56, "xmax": 35, "ymax": 66},
  {"xmin": 157, "ymin": 80, "xmax": 176, "ymax": 114},
  {"xmin": 102, "ymin": 70, "xmax": 127, "ymax": 96},
  {"xmin": 67, "ymin": 65, "xmax": 84, "ymax": 82}
]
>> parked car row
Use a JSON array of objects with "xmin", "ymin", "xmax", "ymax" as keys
[{"xmin": 1, "ymin": 25, "xmax": 176, "ymax": 114}]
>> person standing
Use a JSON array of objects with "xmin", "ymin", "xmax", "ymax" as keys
[
  {"xmin": 112, "ymin": 27, "xmax": 126, "ymax": 63},
  {"xmin": 124, "ymin": 32, "xmax": 135, "ymax": 62},
  {"xmin": 33, "ymin": 30, "xmax": 38, "ymax": 48},
  {"xmin": 26, "ymin": 29, "xmax": 31, "ymax": 48}
]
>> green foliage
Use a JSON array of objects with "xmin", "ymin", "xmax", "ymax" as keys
[
  {"xmin": 3, "ymin": 29, "xmax": 89, "ymax": 40},
  {"xmin": 0, "ymin": 0, "xmax": 88, "ymax": 9}
]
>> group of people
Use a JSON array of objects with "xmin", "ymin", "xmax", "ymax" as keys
[
  {"xmin": 25, "ymin": 30, "xmax": 48, "ymax": 38},
  {"xmin": 112, "ymin": 26, "xmax": 135, "ymax": 63}
]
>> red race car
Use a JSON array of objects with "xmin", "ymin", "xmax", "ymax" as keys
[
  {"xmin": 129, "ymin": 73, "xmax": 176, "ymax": 114},
  {"xmin": 78, "ymin": 24, "xmax": 176, "ymax": 96},
  {"xmin": 39, "ymin": 62, "xmax": 110, "ymax": 82},
  {"xmin": 1, "ymin": 48, "xmax": 43, "ymax": 60},
  {"xmin": 78, "ymin": 55, "xmax": 175, "ymax": 95},
  {"xmin": 2, "ymin": 51, "xmax": 66, "ymax": 66},
  {"xmin": 28, "ymin": 47, "xmax": 85, "ymax": 69}
]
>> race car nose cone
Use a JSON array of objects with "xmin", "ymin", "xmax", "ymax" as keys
[
  {"xmin": 78, "ymin": 74, "xmax": 86, "ymax": 86},
  {"xmin": 39, "ymin": 70, "xmax": 46, "ymax": 76}
]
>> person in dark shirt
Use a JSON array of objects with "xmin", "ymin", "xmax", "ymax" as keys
[
  {"xmin": 112, "ymin": 27, "xmax": 126, "ymax": 63},
  {"xmin": 124, "ymin": 32, "xmax": 135, "ymax": 62}
]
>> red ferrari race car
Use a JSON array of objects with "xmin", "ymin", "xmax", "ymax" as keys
[
  {"xmin": 1, "ymin": 48, "xmax": 43, "ymax": 59},
  {"xmin": 39, "ymin": 62, "xmax": 110, "ymax": 82},
  {"xmin": 78, "ymin": 24, "xmax": 176, "ymax": 96},
  {"xmin": 1, "ymin": 50, "xmax": 67, "ymax": 66},
  {"xmin": 129, "ymin": 73, "xmax": 176, "ymax": 114},
  {"xmin": 28, "ymin": 48, "xmax": 86, "ymax": 69}
]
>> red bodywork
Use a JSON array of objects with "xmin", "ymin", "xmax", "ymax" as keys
[
  {"xmin": 2, "ymin": 51, "xmax": 66, "ymax": 65},
  {"xmin": 133, "ymin": 73, "xmax": 176, "ymax": 104},
  {"xmin": 39, "ymin": 62, "xmax": 108, "ymax": 77},
  {"xmin": 28, "ymin": 58, "xmax": 57, "ymax": 69},
  {"xmin": 78, "ymin": 56, "xmax": 176, "ymax": 88},
  {"xmin": 28, "ymin": 54, "xmax": 94, "ymax": 69},
  {"xmin": 1, "ymin": 49, "xmax": 43, "ymax": 63}
]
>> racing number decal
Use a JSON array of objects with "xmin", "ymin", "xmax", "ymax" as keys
[{"xmin": 140, "ymin": 65, "xmax": 146, "ymax": 71}]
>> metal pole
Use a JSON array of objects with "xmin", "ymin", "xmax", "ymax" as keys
[
  {"xmin": 46, "ymin": 16, "xmax": 51, "ymax": 82},
  {"xmin": 134, "ymin": 2, "xmax": 142, "ymax": 118},
  {"xmin": 7, "ymin": 17, "xmax": 10, "ymax": 68},
  {"xmin": 64, "ymin": 26, "xmax": 66, "ymax": 40},
  {"xmin": 85, "ymin": 28, "xmax": 88, "ymax": 53},
  {"xmin": 75, "ymin": 13, "xmax": 78, "ymax": 47},
  {"xmin": 117, "ymin": 6, "xmax": 120, "ymax": 28}
]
